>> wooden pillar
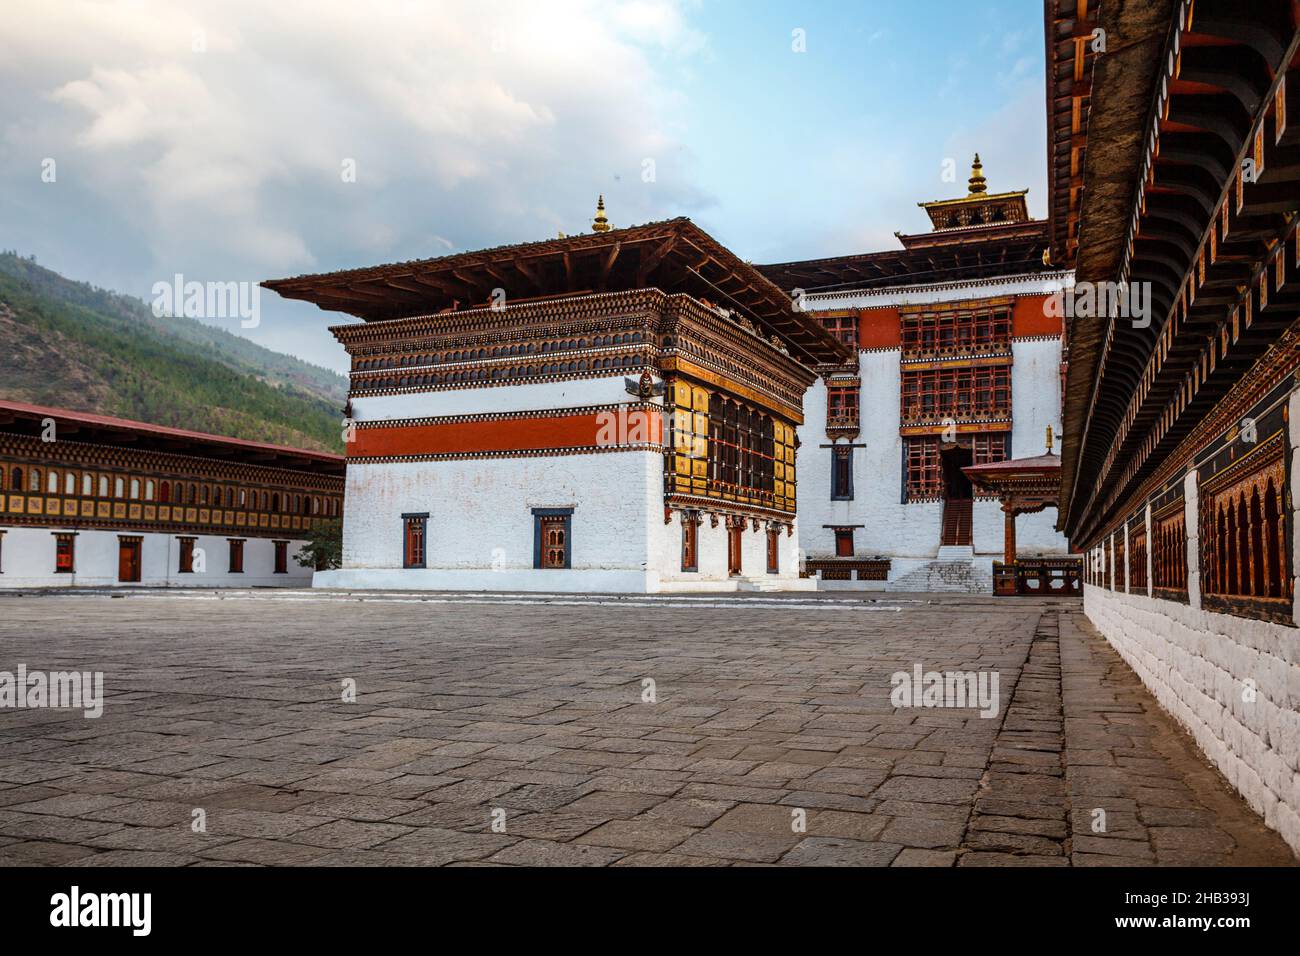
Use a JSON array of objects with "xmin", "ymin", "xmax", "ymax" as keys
[{"xmin": 1003, "ymin": 501, "xmax": 1017, "ymax": 565}]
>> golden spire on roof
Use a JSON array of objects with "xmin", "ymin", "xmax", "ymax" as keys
[
  {"xmin": 1046, "ymin": 424, "xmax": 1055, "ymax": 454},
  {"xmin": 592, "ymin": 195, "xmax": 611, "ymax": 233},
  {"xmin": 968, "ymin": 153, "xmax": 987, "ymax": 194}
]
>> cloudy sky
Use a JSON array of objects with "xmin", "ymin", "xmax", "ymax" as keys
[{"xmin": 1, "ymin": 0, "xmax": 1046, "ymax": 372}]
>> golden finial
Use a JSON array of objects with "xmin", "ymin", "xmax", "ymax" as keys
[
  {"xmin": 968, "ymin": 153, "xmax": 987, "ymax": 195},
  {"xmin": 1046, "ymin": 425, "xmax": 1055, "ymax": 454},
  {"xmin": 592, "ymin": 195, "xmax": 611, "ymax": 233}
]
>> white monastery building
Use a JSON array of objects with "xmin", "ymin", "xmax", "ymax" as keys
[
  {"xmin": 758, "ymin": 159, "xmax": 1077, "ymax": 592},
  {"xmin": 265, "ymin": 210, "xmax": 849, "ymax": 592},
  {"xmin": 0, "ymin": 401, "xmax": 344, "ymax": 588}
]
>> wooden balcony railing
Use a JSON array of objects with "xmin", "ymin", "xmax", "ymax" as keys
[{"xmin": 992, "ymin": 558, "xmax": 1082, "ymax": 596}]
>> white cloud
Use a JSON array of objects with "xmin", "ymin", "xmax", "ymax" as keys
[{"xmin": 0, "ymin": 0, "xmax": 711, "ymax": 368}]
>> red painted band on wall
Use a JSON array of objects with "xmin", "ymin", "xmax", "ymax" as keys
[{"xmin": 350, "ymin": 409, "xmax": 665, "ymax": 459}]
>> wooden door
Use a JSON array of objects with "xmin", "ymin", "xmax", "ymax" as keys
[
  {"xmin": 118, "ymin": 539, "xmax": 141, "ymax": 582},
  {"xmin": 727, "ymin": 525, "xmax": 742, "ymax": 576}
]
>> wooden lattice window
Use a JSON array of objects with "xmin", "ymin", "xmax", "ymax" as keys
[
  {"xmin": 1129, "ymin": 522, "xmax": 1148, "ymax": 591},
  {"xmin": 1115, "ymin": 532, "xmax": 1127, "ymax": 592},
  {"xmin": 905, "ymin": 437, "xmax": 942, "ymax": 500},
  {"xmin": 1199, "ymin": 444, "xmax": 1291, "ymax": 622},
  {"xmin": 1152, "ymin": 502, "xmax": 1188, "ymax": 596},
  {"xmin": 827, "ymin": 384, "xmax": 860, "ymax": 430},
  {"xmin": 533, "ymin": 508, "xmax": 572, "ymax": 570},
  {"xmin": 402, "ymin": 513, "xmax": 427, "ymax": 569},
  {"xmin": 819, "ymin": 312, "xmax": 858, "ymax": 349},
  {"xmin": 970, "ymin": 434, "xmax": 1008, "ymax": 466},
  {"xmin": 901, "ymin": 365, "xmax": 1011, "ymax": 423},
  {"xmin": 900, "ymin": 305, "xmax": 1012, "ymax": 358}
]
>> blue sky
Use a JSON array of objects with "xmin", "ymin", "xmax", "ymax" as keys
[{"xmin": 0, "ymin": 0, "xmax": 1046, "ymax": 372}]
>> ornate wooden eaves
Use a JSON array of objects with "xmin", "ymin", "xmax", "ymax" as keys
[
  {"xmin": 1059, "ymin": 0, "xmax": 1300, "ymax": 546},
  {"xmin": 264, "ymin": 219, "xmax": 849, "ymax": 368}
]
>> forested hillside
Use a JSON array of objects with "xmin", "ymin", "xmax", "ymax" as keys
[{"xmin": 0, "ymin": 252, "xmax": 347, "ymax": 452}]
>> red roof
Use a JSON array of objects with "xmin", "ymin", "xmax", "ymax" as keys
[
  {"xmin": 0, "ymin": 400, "xmax": 345, "ymax": 475},
  {"xmin": 963, "ymin": 451, "xmax": 1061, "ymax": 475}
]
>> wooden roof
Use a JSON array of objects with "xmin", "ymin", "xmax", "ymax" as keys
[
  {"xmin": 965, "ymin": 451, "xmax": 1062, "ymax": 501},
  {"xmin": 1054, "ymin": 0, "xmax": 1300, "ymax": 545},
  {"xmin": 263, "ymin": 219, "xmax": 849, "ymax": 367},
  {"xmin": 756, "ymin": 220, "xmax": 1052, "ymax": 295},
  {"xmin": 0, "ymin": 401, "xmax": 346, "ymax": 476}
]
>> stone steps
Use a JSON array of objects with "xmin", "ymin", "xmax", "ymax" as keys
[{"xmin": 890, "ymin": 556, "xmax": 993, "ymax": 593}]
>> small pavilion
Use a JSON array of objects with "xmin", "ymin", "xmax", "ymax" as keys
[{"xmin": 963, "ymin": 428, "xmax": 1079, "ymax": 595}]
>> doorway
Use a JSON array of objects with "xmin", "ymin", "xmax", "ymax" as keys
[
  {"xmin": 118, "ymin": 537, "xmax": 142, "ymax": 583},
  {"xmin": 727, "ymin": 525, "xmax": 743, "ymax": 576},
  {"xmin": 940, "ymin": 444, "xmax": 973, "ymax": 547}
]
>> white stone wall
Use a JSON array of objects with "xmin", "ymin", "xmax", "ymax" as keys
[
  {"xmin": 324, "ymin": 449, "xmax": 811, "ymax": 593},
  {"xmin": 338, "ymin": 452, "xmax": 656, "ymax": 573},
  {"xmin": 351, "ymin": 376, "xmax": 628, "ymax": 422},
  {"xmin": 338, "ymin": 373, "xmax": 813, "ymax": 593},
  {"xmin": 0, "ymin": 527, "xmax": 312, "ymax": 588},
  {"xmin": 652, "ymin": 509, "xmax": 807, "ymax": 592},
  {"xmin": 795, "ymin": 332, "xmax": 1069, "ymax": 581},
  {"xmin": 1084, "ymin": 586, "xmax": 1300, "ymax": 856},
  {"xmin": 1079, "ymin": 386, "xmax": 1300, "ymax": 857},
  {"xmin": 1011, "ymin": 337, "xmax": 1065, "ymax": 554}
]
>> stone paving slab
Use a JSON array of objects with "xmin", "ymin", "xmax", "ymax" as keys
[{"xmin": 0, "ymin": 590, "xmax": 1292, "ymax": 867}]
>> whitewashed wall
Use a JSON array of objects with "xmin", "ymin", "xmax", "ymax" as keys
[
  {"xmin": 1011, "ymin": 336, "xmax": 1066, "ymax": 554},
  {"xmin": 0, "ymin": 527, "xmax": 312, "ymax": 588},
  {"xmin": 1084, "ymin": 586, "xmax": 1300, "ymax": 856},
  {"xmin": 351, "ymin": 377, "xmax": 628, "ymax": 421},
  {"xmin": 795, "ymin": 332, "xmax": 1069, "ymax": 576},
  {"xmin": 652, "ymin": 509, "xmax": 808, "ymax": 592},
  {"xmin": 1078, "ymin": 386, "xmax": 1300, "ymax": 857}
]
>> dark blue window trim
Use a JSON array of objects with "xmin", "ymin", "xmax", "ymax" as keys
[
  {"xmin": 532, "ymin": 508, "xmax": 573, "ymax": 569},
  {"xmin": 831, "ymin": 445, "xmax": 854, "ymax": 500}
]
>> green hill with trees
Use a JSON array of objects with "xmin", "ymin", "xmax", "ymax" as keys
[{"xmin": 0, "ymin": 251, "xmax": 347, "ymax": 452}]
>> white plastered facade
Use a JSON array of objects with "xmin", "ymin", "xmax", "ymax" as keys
[
  {"xmin": 0, "ymin": 527, "xmax": 312, "ymax": 588},
  {"xmin": 320, "ymin": 377, "xmax": 811, "ymax": 593},
  {"xmin": 797, "ymin": 273, "xmax": 1074, "ymax": 586}
]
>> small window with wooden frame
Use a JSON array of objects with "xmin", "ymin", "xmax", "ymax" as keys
[
  {"xmin": 681, "ymin": 511, "xmax": 699, "ymax": 572},
  {"xmin": 1198, "ymin": 432, "xmax": 1291, "ymax": 623},
  {"xmin": 54, "ymin": 533, "xmax": 76, "ymax": 573},
  {"xmin": 1128, "ymin": 518, "xmax": 1148, "ymax": 592},
  {"xmin": 228, "ymin": 538, "xmax": 245, "ymax": 574},
  {"xmin": 827, "ymin": 384, "xmax": 860, "ymax": 432},
  {"xmin": 402, "ymin": 513, "xmax": 428, "ymax": 569},
  {"xmin": 533, "ymin": 508, "xmax": 572, "ymax": 569},
  {"xmin": 1151, "ymin": 498, "xmax": 1189, "ymax": 601},
  {"xmin": 1114, "ymin": 530, "xmax": 1127, "ymax": 592},
  {"xmin": 178, "ymin": 536, "xmax": 196, "ymax": 574},
  {"xmin": 819, "ymin": 311, "xmax": 858, "ymax": 349},
  {"xmin": 831, "ymin": 445, "xmax": 853, "ymax": 500}
]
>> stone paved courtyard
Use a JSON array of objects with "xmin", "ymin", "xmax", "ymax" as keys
[{"xmin": 0, "ymin": 590, "xmax": 1292, "ymax": 867}]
